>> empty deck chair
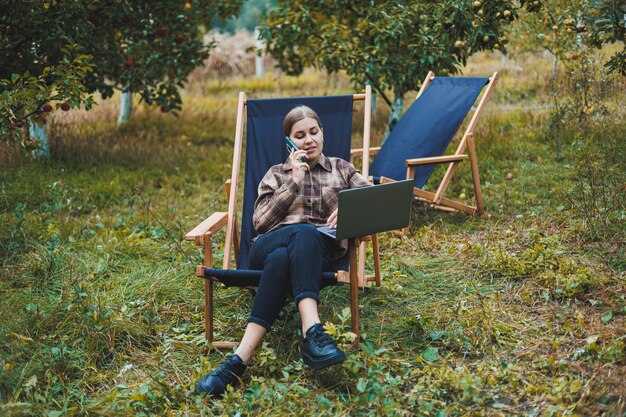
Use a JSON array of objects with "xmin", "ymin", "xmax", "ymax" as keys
[{"xmin": 354, "ymin": 71, "xmax": 499, "ymax": 220}]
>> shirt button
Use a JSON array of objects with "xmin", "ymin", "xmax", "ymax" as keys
[{"xmin": 306, "ymin": 198, "xmax": 312, "ymax": 204}]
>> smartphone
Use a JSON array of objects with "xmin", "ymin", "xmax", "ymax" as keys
[{"xmin": 285, "ymin": 136, "xmax": 308, "ymax": 163}]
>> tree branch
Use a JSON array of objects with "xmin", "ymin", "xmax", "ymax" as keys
[{"xmin": 364, "ymin": 71, "xmax": 392, "ymax": 107}]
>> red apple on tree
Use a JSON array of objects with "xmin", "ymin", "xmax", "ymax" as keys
[
  {"xmin": 60, "ymin": 102, "xmax": 70, "ymax": 111},
  {"xmin": 42, "ymin": 104, "xmax": 53, "ymax": 112},
  {"xmin": 156, "ymin": 27, "xmax": 167, "ymax": 37},
  {"xmin": 124, "ymin": 59, "xmax": 134, "ymax": 68}
]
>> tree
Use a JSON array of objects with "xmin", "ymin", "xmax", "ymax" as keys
[
  {"xmin": 508, "ymin": 0, "xmax": 594, "ymax": 73},
  {"xmin": 586, "ymin": 0, "xmax": 626, "ymax": 75},
  {"xmin": 0, "ymin": 45, "xmax": 95, "ymax": 151},
  {"xmin": 507, "ymin": 0, "xmax": 624, "ymax": 119},
  {"xmin": 263, "ymin": 0, "xmax": 536, "ymax": 137},
  {"xmin": 1, "ymin": 0, "xmax": 243, "ymax": 151}
]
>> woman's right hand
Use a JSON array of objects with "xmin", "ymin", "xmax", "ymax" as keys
[{"xmin": 289, "ymin": 149, "xmax": 309, "ymax": 184}]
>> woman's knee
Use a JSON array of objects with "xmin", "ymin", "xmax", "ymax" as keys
[
  {"xmin": 260, "ymin": 247, "xmax": 290, "ymax": 281},
  {"xmin": 289, "ymin": 224, "xmax": 322, "ymax": 244},
  {"xmin": 265, "ymin": 246, "xmax": 289, "ymax": 266}
]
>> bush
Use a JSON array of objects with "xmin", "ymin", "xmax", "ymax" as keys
[
  {"xmin": 563, "ymin": 119, "xmax": 626, "ymax": 243},
  {"xmin": 480, "ymin": 231, "xmax": 599, "ymax": 299}
]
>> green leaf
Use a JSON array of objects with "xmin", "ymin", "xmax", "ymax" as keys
[
  {"xmin": 429, "ymin": 330, "xmax": 445, "ymax": 341},
  {"xmin": 601, "ymin": 310, "xmax": 613, "ymax": 323},
  {"xmin": 422, "ymin": 347, "xmax": 439, "ymax": 362},
  {"xmin": 356, "ymin": 378, "xmax": 367, "ymax": 392}
]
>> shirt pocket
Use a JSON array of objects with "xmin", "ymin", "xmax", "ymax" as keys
[{"xmin": 321, "ymin": 186, "xmax": 343, "ymax": 215}]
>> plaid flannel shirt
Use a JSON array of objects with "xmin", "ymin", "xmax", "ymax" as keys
[{"xmin": 253, "ymin": 154, "xmax": 371, "ymax": 259}]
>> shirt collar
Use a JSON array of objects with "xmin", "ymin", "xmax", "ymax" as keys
[{"xmin": 282, "ymin": 153, "xmax": 332, "ymax": 172}]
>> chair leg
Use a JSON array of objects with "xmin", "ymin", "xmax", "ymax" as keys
[
  {"xmin": 466, "ymin": 134, "xmax": 484, "ymax": 216},
  {"xmin": 357, "ymin": 241, "xmax": 367, "ymax": 287},
  {"xmin": 372, "ymin": 234, "xmax": 381, "ymax": 287},
  {"xmin": 349, "ymin": 242, "xmax": 360, "ymax": 348},
  {"xmin": 205, "ymin": 279, "xmax": 214, "ymax": 344}
]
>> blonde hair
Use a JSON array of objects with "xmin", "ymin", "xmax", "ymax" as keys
[{"xmin": 283, "ymin": 105, "xmax": 322, "ymax": 136}]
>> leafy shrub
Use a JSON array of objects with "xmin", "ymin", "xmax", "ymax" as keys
[
  {"xmin": 479, "ymin": 232, "xmax": 598, "ymax": 298},
  {"xmin": 564, "ymin": 119, "xmax": 626, "ymax": 244}
]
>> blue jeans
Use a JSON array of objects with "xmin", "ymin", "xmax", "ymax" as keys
[{"xmin": 247, "ymin": 223, "xmax": 336, "ymax": 332}]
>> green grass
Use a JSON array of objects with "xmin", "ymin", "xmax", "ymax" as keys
[{"xmin": 1, "ymin": 53, "xmax": 625, "ymax": 416}]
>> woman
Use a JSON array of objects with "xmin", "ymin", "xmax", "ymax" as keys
[{"xmin": 196, "ymin": 105, "xmax": 370, "ymax": 397}]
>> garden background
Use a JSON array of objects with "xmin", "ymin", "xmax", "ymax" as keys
[{"xmin": 1, "ymin": 1, "xmax": 625, "ymax": 416}]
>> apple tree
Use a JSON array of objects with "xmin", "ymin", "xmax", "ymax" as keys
[
  {"xmin": 507, "ymin": 0, "xmax": 624, "ymax": 119},
  {"xmin": 0, "ymin": 0, "xmax": 242, "ymax": 153},
  {"xmin": 262, "ymin": 0, "xmax": 538, "ymax": 137},
  {"xmin": 586, "ymin": 0, "xmax": 626, "ymax": 75}
]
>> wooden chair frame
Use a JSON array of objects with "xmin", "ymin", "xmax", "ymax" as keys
[
  {"xmin": 352, "ymin": 71, "xmax": 500, "ymax": 226},
  {"xmin": 185, "ymin": 87, "xmax": 379, "ymax": 349}
]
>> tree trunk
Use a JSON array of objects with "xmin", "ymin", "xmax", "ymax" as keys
[
  {"xmin": 28, "ymin": 120, "xmax": 50, "ymax": 158},
  {"xmin": 501, "ymin": 51, "xmax": 509, "ymax": 70},
  {"xmin": 117, "ymin": 87, "xmax": 132, "ymax": 125},
  {"xmin": 382, "ymin": 93, "xmax": 403, "ymax": 144},
  {"xmin": 255, "ymin": 26, "xmax": 265, "ymax": 78}
]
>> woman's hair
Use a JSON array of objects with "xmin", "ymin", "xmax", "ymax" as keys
[{"xmin": 283, "ymin": 105, "xmax": 322, "ymax": 136}]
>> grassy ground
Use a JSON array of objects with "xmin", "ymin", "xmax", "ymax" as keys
[{"xmin": 1, "ymin": 52, "xmax": 625, "ymax": 416}]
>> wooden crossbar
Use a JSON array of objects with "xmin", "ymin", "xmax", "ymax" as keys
[
  {"xmin": 405, "ymin": 154, "xmax": 468, "ymax": 166},
  {"xmin": 243, "ymin": 93, "xmax": 368, "ymax": 105}
]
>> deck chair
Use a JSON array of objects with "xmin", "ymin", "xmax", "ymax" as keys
[
  {"xmin": 185, "ymin": 87, "xmax": 378, "ymax": 349},
  {"xmin": 353, "ymin": 71, "xmax": 499, "ymax": 222}
]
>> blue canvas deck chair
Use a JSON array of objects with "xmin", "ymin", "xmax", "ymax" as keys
[
  {"xmin": 185, "ymin": 88, "xmax": 378, "ymax": 349},
  {"xmin": 353, "ymin": 71, "xmax": 499, "ymax": 225}
]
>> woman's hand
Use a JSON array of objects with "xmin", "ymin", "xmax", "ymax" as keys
[
  {"xmin": 327, "ymin": 208, "xmax": 338, "ymax": 229},
  {"xmin": 289, "ymin": 149, "xmax": 309, "ymax": 184}
]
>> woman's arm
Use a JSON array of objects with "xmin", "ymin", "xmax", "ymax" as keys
[
  {"xmin": 341, "ymin": 159, "xmax": 371, "ymax": 188},
  {"xmin": 327, "ymin": 159, "xmax": 372, "ymax": 228},
  {"xmin": 254, "ymin": 151, "xmax": 310, "ymax": 234},
  {"xmin": 253, "ymin": 171, "xmax": 300, "ymax": 234}
]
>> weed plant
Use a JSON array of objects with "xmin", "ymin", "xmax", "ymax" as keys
[{"xmin": 0, "ymin": 51, "xmax": 624, "ymax": 416}]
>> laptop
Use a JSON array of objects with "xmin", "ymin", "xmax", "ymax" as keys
[{"xmin": 317, "ymin": 179, "xmax": 414, "ymax": 240}]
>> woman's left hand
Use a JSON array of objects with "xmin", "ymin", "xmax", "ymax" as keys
[{"xmin": 327, "ymin": 208, "xmax": 338, "ymax": 229}]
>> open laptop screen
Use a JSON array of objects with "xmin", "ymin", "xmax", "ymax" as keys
[{"xmin": 317, "ymin": 179, "xmax": 414, "ymax": 240}]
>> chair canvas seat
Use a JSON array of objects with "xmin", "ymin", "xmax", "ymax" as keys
[{"xmin": 370, "ymin": 77, "xmax": 489, "ymax": 188}]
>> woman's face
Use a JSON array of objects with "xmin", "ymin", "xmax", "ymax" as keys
[{"xmin": 290, "ymin": 116, "xmax": 324, "ymax": 165}]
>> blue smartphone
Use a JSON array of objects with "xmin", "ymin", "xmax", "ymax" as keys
[{"xmin": 285, "ymin": 136, "xmax": 308, "ymax": 163}]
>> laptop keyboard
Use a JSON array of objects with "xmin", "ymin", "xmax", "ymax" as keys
[{"xmin": 317, "ymin": 226, "xmax": 337, "ymax": 239}]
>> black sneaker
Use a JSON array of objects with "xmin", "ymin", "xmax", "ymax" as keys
[
  {"xmin": 301, "ymin": 323, "xmax": 347, "ymax": 370},
  {"xmin": 195, "ymin": 354, "xmax": 247, "ymax": 397}
]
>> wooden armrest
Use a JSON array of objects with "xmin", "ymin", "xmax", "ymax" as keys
[
  {"xmin": 406, "ymin": 154, "xmax": 468, "ymax": 166},
  {"xmin": 351, "ymin": 147, "xmax": 381, "ymax": 157},
  {"xmin": 185, "ymin": 212, "xmax": 228, "ymax": 244}
]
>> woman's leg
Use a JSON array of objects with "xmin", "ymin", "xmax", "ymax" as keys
[
  {"xmin": 283, "ymin": 224, "xmax": 333, "ymax": 334},
  {"xmin": 234, "ymin": 322, "xmax": 266, "ymax": 363},
  {"xmin": 196, "ymin": 242, "xmax": 291, "ymax": 396},
  {"xmin": 298, "ymin": 298, "xmax": 321, "ymax": 336},
  {"xmin": 243, "ymin": 242, "xmax": 293, "ymax": 358}
]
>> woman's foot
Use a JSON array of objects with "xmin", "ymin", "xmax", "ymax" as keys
[
  {"xmin": 195, "ymin": 354, "xmax": 247, "ymax": 397},
  {"xmin": 301, "ymin": 323, "xmax": 346, "ymax": 370}
]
